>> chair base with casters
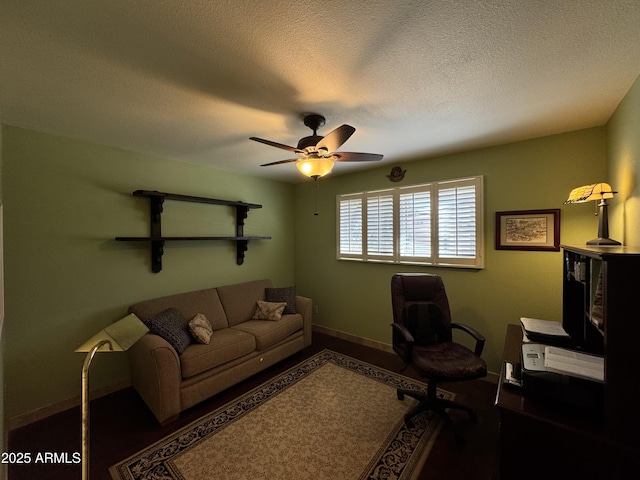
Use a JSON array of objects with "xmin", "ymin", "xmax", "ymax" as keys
[
  {"xmin": 394, "ymin": 336, "xmax": 486, "ymax": 442},
  {"xmin": 399, "ymin": 376, "xmax": 477, "ymax": 422},
  {"xmin": 397, "ymin": 378, "xmax": 476, "ymax": 443}
]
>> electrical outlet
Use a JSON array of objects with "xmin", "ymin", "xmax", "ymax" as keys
[{"xmin": 313, "ymin": 305, "xmax": 319, "ymax": 314}]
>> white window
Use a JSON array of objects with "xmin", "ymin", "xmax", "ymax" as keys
[{"xmin": 336, "ymin": 176, "xmax": 484, "ymax": 268}]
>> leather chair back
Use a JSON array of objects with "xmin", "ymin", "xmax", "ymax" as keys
[{"xmin": 392, "ymin": 273, "xmax": 452, "ymax": 326}]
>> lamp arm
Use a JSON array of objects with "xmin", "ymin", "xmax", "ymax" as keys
[{"xmin": 81, "ymin": 340, "xmax": 112, "ymax": 480}]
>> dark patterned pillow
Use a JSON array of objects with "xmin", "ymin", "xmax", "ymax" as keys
[
  {"xmin": 143, "ymin": 308, "xmax": 192, "ymax": 354},
  {"xmin": 265, "ymin": 286, "xmax": 296, "ymax": 314}
]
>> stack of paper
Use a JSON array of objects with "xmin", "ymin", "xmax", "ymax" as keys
[
  {"xmin": 544, "ymin": 346, "xmax": 604, "ymax": 383},
  {"xmin": 520, "ymin": 317, "xmax": 572, "ymax": 346}
]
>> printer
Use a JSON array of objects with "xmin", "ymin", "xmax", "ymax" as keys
[{"xmin": 520, "ymin": 343, "xmax": 604, "ymax": 413}]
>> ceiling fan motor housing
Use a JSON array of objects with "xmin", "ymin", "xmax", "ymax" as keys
[
  {"xmin": 297, "ymin": 135, "xmax": 323, "ymax": 150},
  {"xmin": 297, "ymin": 114, "xmax": 327, "ymax": 150}
]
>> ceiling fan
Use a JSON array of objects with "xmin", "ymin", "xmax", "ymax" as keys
[{"xmin": 250, "ymin": 114, "xmax": 383, "ymax": 178}]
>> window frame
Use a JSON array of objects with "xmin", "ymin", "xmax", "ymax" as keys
[{"xmin": 336, "ymin": 176, "xmax": 484, "ymax": 269}]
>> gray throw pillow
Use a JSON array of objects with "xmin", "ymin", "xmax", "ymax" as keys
[
  {"xmin": 265, "ymin": 286, "xmax": 296, "ymax": 314},
  {"xmin": 143, "ymin": 307, "xmax": 192, "ymax": 354}
]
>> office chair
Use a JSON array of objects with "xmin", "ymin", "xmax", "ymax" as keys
[{"xmin": 391, "ymin": 273, "xmax": 487, "ymax": 438}]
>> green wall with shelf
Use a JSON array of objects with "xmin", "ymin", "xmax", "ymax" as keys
[{"xmin": 1, "ymin": 126, "xmax": 296, "ymax": 421}]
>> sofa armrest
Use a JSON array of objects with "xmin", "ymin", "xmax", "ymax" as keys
[
  {"xmin": 129, "ymin": 333, "xmax": 182, "ymax": 424},
  {"xmin": 296, "ymin": 295, "xmax": 313, "ymax": 347}
]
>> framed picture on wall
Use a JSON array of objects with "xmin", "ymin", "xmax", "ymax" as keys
[{"xmin": 495, "ymin": 209, "xmax": 561, "ymax": 251}]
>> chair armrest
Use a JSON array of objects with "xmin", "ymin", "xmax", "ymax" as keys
[
  {"xmin": 391, "ymin": 323, "xmax": 415, "ymax": 364},
  {"xmin": 392, "ymin": 322, "xmax": 415, "ymax": 343},
  {"xmin": 451, "ymin": 322, "xmax": 486, "ymax": 356}
]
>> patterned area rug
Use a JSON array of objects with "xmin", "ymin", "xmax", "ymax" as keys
[{"xmin": 110, "ymin": 350, "xmax": 452, "ymax": 480}]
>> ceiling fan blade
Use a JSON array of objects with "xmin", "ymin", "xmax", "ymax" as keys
[
  {"xmin": 260, "ymin": 158, "xmax": 298, "ymax": 167},
  {"xmin": 316, "ymin": 124, "xmax": 355, "ymax": 153},
  {"xmin": 250, "ymin": 137, "xmax": 302, "ymax": 153},
  {"xmin": 334, "ymin": 152, "xmax": 384, "ymax": 162}
]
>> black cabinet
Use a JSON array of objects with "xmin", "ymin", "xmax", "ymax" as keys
[
  {"xmin": 496, "ymin": 246, "xmax": 640, "ymax": 480},
  {"xmin": 562, "ymin": 245, "xmax": 640, "ymax": 449}
]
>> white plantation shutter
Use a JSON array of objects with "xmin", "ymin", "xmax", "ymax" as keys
[
  {"xmin": 338, "ymin": 196, "xmax": 363, "ymax": 255},
  {"xmin": 367, "ymin": 193, "xmax": 394, "ymax": 257},
  {"xmin": 337, "ymin": 176, "xmax": 483, "ymax": 268},
  {"xmin": 399, "ymin": 190, "xmax": 431, "ymax": 259},
  {"xmin": 438, "ymin": 184, "xmax": 476, "ymax": 258}
]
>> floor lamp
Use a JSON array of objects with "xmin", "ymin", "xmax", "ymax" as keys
[{"xmin": 75, "ymin": 313, "xmax": 148, "ymax": 480}]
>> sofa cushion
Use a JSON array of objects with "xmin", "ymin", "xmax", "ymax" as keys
[
  {"xmin": 231, "ymin": 313, "xmax": 303, "ymax": 351},
  {"xmin": 143, "ymin": 308, "xmax": 192, "ymax": 354},
  {"xmin": 128, "ymin": 287, "xmax": 229, "ymax": 331},
  {"xmin": 265, "ymin": 286, "xmax": 296, "ymax": 314},
  {"xmin": 180, "ymin": 328, "xmax": 256, "ymax": 378},
  {"xmin": 217, "ymin": 279, "xmax": 273, "ymax": 327}
]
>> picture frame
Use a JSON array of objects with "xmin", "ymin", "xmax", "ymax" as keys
[{"xmin": 495, "ymin": 209, "xmax": 560, "ymax": 251}]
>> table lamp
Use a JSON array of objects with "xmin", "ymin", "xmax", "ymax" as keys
[
  {"xmin": 75, "ymin": 313, "xmax": 148, "ymax": 480},
  {"xmin": 564, "ymin": 182, "xmax": 621, "ymax": 245}
]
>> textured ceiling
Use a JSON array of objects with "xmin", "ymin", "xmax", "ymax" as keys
[{"xmin": 2, "ymin": 0, "xmax": 640, "ymax": 183}]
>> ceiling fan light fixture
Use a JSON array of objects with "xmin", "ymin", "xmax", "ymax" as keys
[
  {"xmin": 251, "ymin": 113, "xmax": 382, "ymax": 177},
  {"xmin": 297, "ymin": 157, "xmax": 334, "ymax": 178}
]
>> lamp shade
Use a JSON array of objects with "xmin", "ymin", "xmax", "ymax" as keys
[
  {"xmin": 76, "ymin": 313, "xmax": 148, "ymax": 353},
  {"xmin": 564, "ymin": 183, "xmax": 615, "ymax": 204},
  {"xmin": 296, "ymin": 157, "xmax": 334, "ymax": 178},
  {"xmin": 564, "ymin": 182, "xmax": 620, "ymax": 246}
]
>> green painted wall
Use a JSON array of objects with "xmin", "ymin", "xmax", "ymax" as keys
[
  {"xmin": 3, "ymin": 71, "xmax": 639, "ymax": 423},
  {"xmin": 294, "ymin": 128, "xmax": 607, "ymax": 374},
  {"xmin": 608, "ymin": 73, "xmax": 640, "ymax": 247},
  {"xmin": 2, "ymin": 126, "xmax": 296, "ymax": 420}
]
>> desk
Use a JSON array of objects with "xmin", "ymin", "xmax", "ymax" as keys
[{"xmin": 495, "ymin": 325, "xmax": 636, "ymax": 479}]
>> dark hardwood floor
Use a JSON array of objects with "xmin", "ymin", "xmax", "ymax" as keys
[{"xmin": 8, "ymin": 332, "xmax": 500, "ymax": 479}]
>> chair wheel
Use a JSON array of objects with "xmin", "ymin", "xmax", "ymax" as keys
[
  {"xmin": 397, "ymin": 390, "xmax": 405, "ymax": 401},
  {"xmin": 405, "ymin": 417, "xmax": 414, "ymax": 429}
]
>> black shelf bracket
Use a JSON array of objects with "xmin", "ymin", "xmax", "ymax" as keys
[
  {"xmin": 236, "ymin": 239, "xmax": 249, "ymax": 265},
  {"xmin": 151, "ymin": 240, "xmax": 165, "ymax": 273},
  {"xmin": 236, "ymin": 206, "xmax": 249, "ymax": 237}
]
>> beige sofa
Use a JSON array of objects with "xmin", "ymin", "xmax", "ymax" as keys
[{"xmin": 127, "ymin": 279, "xmax": 312, "ymax": 424}]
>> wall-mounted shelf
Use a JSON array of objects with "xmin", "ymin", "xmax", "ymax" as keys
[{"xmin": 115, "ymin": 190, "xmax": 271, "ymax": 272}]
